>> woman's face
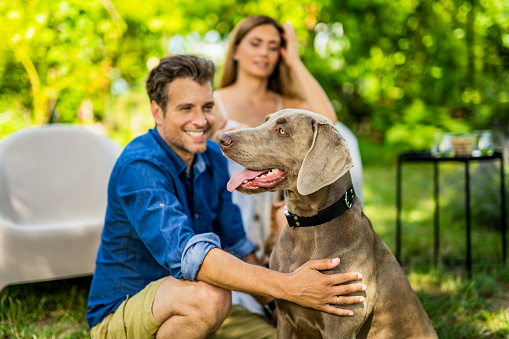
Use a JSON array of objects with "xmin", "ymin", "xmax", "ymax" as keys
[{"xmin": 234, "ymin": 24, "xmax": 281, "ymax": 79}]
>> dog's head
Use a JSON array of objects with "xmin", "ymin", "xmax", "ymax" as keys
[{"xmin": 218, "ymin": 109, "xmax": 353, "ymax": 196}]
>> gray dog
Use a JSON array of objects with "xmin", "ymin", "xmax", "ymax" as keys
[{"xmin": 219, "ymin": 109, "xmax": 438, "ymax": 339}]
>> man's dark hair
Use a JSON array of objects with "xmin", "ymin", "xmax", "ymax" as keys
[{"xmin": 146, "ymin": 55, "xmax": 215, "ymax": 114}]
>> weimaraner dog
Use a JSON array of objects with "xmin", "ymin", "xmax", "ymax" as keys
[{"xmin": 219, "ymin": 109, "xmax": 437, "ymax": 339}]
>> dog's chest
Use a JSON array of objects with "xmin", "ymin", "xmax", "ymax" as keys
[
  {"xmin": 276, "ymin": 297, "xmax": 367, "ymax": 339},
  {"xmin": 270, "ymin": 218, "xmax": 357, "ymax": 274}
]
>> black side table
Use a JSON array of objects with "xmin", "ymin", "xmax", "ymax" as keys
[{"xmin": 396, "ymin": 151, "xmax": 507, "ymax": 277}]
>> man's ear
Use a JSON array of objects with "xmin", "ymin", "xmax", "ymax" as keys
[{"xmin": 151, "ymin": 100, "xmax": 163, "ymax": 125}]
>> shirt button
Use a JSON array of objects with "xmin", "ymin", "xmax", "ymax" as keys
[
  {"xmin": 195, "ymin": 214, "xmax": 199, "ymax": 219},
  {"xmin": 254, "ymin": 214, "xmax": 260, "ymax": 221}
]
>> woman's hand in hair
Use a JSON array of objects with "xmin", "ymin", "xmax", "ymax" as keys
[{"xmin": 280, "ymin": 21, "xmax": 302, "ymax": 70}]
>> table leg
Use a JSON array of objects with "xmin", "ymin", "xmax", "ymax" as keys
[
  {"xmin": 396, "ymin": 157, "xmax": 402, "ymax": 263},
  {"xmin": 434, "ymin": 162, "xmax": 440, "ymax": 267},
  {"xmin": 500, "ymin": 157, "xmax": 507, "ymax": 263},
  {"xmin": 465, "ymin": 160, "xmax": 472, "ymax": 278}
]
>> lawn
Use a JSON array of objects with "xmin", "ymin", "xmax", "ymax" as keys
[{"xmin": 1, "ymin": 162, "xmax": 508, "ymax": 338}]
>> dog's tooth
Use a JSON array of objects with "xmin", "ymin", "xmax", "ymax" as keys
[
  {"xmin": 243, "ymin": 180, "xmax": 248, "ymax": 183},
  {"xmin": 272, "ymin": 168, "xmax": 279, "ymax": 173},
  {"xmin": 255, "ymin": 176, "xmax": 260, "ymax": 179},
  {"xmin": 267, "ymin": 172, "xmax": 273, "ymax": 176},
  {"xmin": 261, "ymin": 175, "xmax": 266, "ymax": 178}
]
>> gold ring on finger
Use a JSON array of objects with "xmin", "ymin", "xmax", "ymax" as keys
[{"xmin": 336, "ymin": 295, "xmax": 340, "ymax": 306}]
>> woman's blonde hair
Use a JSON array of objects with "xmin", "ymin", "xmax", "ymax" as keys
[{"xmin": 218, "ymin": 15, "xmax": 304, "ymax": 100}]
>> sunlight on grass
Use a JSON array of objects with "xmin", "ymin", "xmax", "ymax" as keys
[
  {"xmin": 485, "ymin": 312, "xmax": 509, "ymax": 333},
  {"xmin": 407, "ymin": 206, "xmax": 433, "ymax": 223},
  {"xmin": 404, "ymin": 265, "xmax": 509, "ymax": 339},
  {"xmin": 362, "ymin": 165, "xmax": 397, "ymax": 249}
]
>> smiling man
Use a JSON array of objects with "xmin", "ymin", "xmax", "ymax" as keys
[{"xmin": 86, "ymin": 55, "xmax": 365, "ymax": 339}]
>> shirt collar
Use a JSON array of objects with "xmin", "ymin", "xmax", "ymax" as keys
[{"xmin": 150, "ymin": 127, "xmax": 209, "ymax": 178}]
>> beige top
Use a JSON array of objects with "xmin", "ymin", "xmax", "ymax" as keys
[{"xmin": 214, "ymin": 91, "xmax": 283, "ymax": 129}]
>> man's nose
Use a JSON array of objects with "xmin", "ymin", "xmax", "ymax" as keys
[{"xmin": 192, "ymin": 110, "xmax": 207, "ymax": 125}]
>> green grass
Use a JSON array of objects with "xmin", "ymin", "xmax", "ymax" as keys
[
  {"xmin": 362, "ymin": 161, "xmax": 509, "ymax": 338},
  {"xmin": 0, "ymin": 276, "xmax": 91, "ymax": 338},
  {"xmin": 410, "ymin": 265, "xmax": 509, "ymax": 338},
  {"xmin": 1, "ymin": 162, "xmax": 508, "ymax": 338}
]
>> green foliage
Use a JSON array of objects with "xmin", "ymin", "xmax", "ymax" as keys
[
  {"xmin": 0, "ymin": 0, "xmax": 507, "ymax": 151},
  {"xmin": 307, "ymin": 0, "xmax": 508, "ymax": 148}
]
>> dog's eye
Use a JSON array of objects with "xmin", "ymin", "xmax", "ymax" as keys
[{"xmin": 278, "ymin": 127, "xmax": 286, "ymax": 135}]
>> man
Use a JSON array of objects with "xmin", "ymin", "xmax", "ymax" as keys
[{"xmin": 87, "ymin": 54, "xmax": 365, "ymax": 338}]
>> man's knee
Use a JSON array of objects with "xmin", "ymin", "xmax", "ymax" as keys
[
  {"xmin": 154, "ymin": 277, "xmax": 232, "ymax": 335},
  {"xmin": 193, "ymin": 282, "xmax": 232, "ymax": 331}
]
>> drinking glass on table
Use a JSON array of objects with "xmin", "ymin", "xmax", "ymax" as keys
[{"xmin": 477, "ymin": 130, "xmax": 494, "ymax": 156}]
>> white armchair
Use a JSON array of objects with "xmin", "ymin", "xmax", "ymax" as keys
[{"xmin": 0, "ymin": 124, "xmax": 122, "ymax": 291}]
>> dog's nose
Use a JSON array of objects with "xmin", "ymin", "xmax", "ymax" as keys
[{"xmin": 218, "ymin": 132, "xmax": 234, "ymax": 150}]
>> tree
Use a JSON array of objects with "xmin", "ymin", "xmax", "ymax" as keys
[{"xmin": 0, "ymin": 0, "xmax": 507, "ymax": 150}]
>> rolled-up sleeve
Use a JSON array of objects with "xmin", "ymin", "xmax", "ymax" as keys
[
  {"xmin": 227, "ymin": 237, "xmax": 257, "ymax": 259},
  {"xmin": 181, "ymin": 232, "xmax": 221, "ymax": 280}
]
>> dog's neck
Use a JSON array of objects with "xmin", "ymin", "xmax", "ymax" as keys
[{"xmin": 284, "ymin": 172, "xmax": 353, "ymax": 217}]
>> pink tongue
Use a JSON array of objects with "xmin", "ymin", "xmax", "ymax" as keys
[{"xmin": 227, "ymin": 168, "xmax": 268, "ymax": 192}]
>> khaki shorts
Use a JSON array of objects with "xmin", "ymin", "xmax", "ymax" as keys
[
  {"xmin": 91, "ymin": 277, "xmax": 276, "ymax": 339},
  {"xmin": 210, "ymin": 305, "xmax": 276, "ymax": 339},
  {"xmin": 90, "ymin": 278, "xmax": 164, "ymax": 339}
]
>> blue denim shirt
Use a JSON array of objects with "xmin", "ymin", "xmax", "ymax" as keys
[{"xmin": 86, "ymin": 128, "xmax": 256, "ymax": 329}]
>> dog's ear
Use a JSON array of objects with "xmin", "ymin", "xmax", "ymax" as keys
[{"xmin": 297, "ymin": 122, "xmax": 353, "ymax": 195}]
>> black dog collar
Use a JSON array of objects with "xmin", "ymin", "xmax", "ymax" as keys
[{"xmin": 285, "ymin": 186, "xmax": 355, "ymax": 227}]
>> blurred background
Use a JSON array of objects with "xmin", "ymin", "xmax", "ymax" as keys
[
  {"xmin": 0, "ymin": 1, "xmax": 508, "ymax": 337},
  {"xmin": 1, "ymin": 0, "xmax": 508, "ymax": 164}
]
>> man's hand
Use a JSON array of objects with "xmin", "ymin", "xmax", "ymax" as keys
[{"xmin": 283, "ymin": 258, "xmax": 365, "ymax": 316}]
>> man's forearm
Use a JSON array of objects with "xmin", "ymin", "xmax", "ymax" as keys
[
  {"xmin": 196, "ymin": 248, "xmax": 286, "ymax": 300},
  {"xmin": 242, "ymin": 252, "xmax": 275, "ymax": 306}
]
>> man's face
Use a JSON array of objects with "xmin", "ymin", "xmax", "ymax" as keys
[{"xmin": 152, "ymin": 78, "xmax": 214, "ymax": 168}]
